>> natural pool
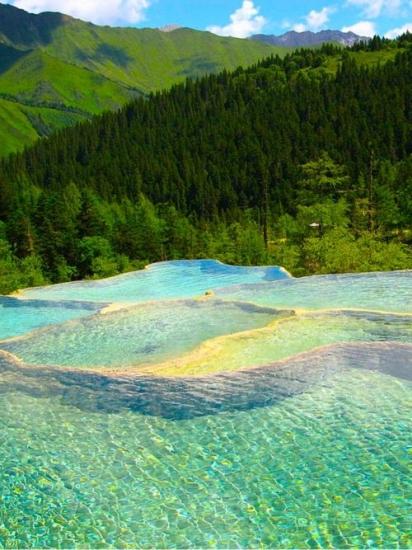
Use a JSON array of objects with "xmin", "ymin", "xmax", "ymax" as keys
[
  {"xmin": 143, "ymin": 310, "xmax": 412, "ymax": 377},
  {"xmin": 0, "ymin": 262, "xmax": 411, "ymax": 548},
  {"xmin": 0, "ymin": 297, "xmax": 101, "ymax": 340},
  {"xmin": 2, "ymin": 299, "xmax": 281, "ymax": 369},
  {"xmin": 216, "ymin": 270, "xmax": 412, "ymax": 314},
  {"xmin": 1, "ymin": 352, "xmax": 411, "ymax": 548},
  {"xmin": 20, "ymin": 260, "xmax": 290, "ymax": 303}
]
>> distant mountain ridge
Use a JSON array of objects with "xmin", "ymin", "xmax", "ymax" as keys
[
  {"xmin": 159, "ymin": 24, "xmax": 182, "ymax": 32},
  {"xmin": 0, "ymin": 2, "xmax": 286, "ymax": 156},
  {"xmin": 251, "ymin": 30, "xmax": 369, "ymax": 48},
  {"xmin": 0, "ymin": 2, "xmax": 72, "ymax": 48}
]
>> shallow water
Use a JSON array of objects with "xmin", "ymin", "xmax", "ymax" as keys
[
  {"xmin": 1, "ymin": 342, "xmax": 411, "ymax": 419},
  {"xmin": 2, "ymin": 300, "xmax": 281, "ymax": 369},
  {"xmin": 146, "ymin": 311, "xmax": 412, "ymax": 377},
  {"xmin": 217, "ymin": 270, "xmax": 412, "ymax": 313},
  {"xmin": 0, "ymin": 360, "xmax": 410, "ymax": 548},
  {"xmin": 0, "ymin": 297, "xmax": 101, "ymax": 340},
  {"xmin": 20, "ymin": 260, "xmax": 289, "ymax": 303},
  {"xmin": 0, "ymin": 263, "xmax": 411, "ymax": 548}
]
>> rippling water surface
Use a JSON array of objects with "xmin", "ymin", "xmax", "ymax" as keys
[
  {"xmin": 20, "ymin": 260, "xmax": 289, "ymax": 303},
  {"xmin": 3, "ymin": 300, "xmax": 280, "ymax": 369},
  {"xmin": 0, "ymin": 297, "xmax": 101, "ymax": 340},
  {"xmin": 217, "ymin": 271, "xmax": 412, "ymax": 313},
  {"xmin": 1, "ymin": 363, "xmax": 411, "ymax": 548},
  {"xmin": 0, "ymin": 262, "xmax": 411, "ymax": 548}
]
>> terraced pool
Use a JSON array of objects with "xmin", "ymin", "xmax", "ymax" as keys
[{"xmin": 0, "ymin": 261, "xmax": 411, "ymax": 548}]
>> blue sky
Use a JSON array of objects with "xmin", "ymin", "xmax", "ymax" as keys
[{"xmin": 6, "ymin": 0, "xmax": 412, "ymax": 38}]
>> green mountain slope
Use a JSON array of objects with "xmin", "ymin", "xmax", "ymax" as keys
[
  {"xmin": 40, "ymin": 25, "xmax": 284, "ymax": 91},
  {"xmin": 0, "ymin": 2, "xmax": 286, "ymax": 155},
  {"xmin": 0, "ymin": 48, "xmax": 138, "ymax": 113},
  {"xmin": 0, "ymin": 97, "xmax": 84, "ymax": 156}
]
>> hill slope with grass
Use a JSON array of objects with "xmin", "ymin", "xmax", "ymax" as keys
[
  {"xmin": 0, "ymin": 97, "xmax": 84, "ymax": 156},
  {"xmin": 0, "ymin": 2, "xmax": 287, "ymax": 155}
]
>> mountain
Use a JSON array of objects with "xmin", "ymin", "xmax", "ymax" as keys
[
  {"xmin": 0, "ymin": 2, "xmax": 287, "ymax": 156},
  {"xmin": 251, "ymin": 30, "xmax": 368, "ymax": 48},
  {"xmin": 0, "ymin": 37, "xmax": 410, "ymax": 292},
  {"xmin": 159, "ymin": 24, "xmax": 182, "ymax": 32}
]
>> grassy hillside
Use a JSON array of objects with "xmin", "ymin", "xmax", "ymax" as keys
[
  {"xmin": 0, "ymin": 97, "xmax": 84, "ymax": 155},
  {"xmin": 0, "ymin": 48, "xmax": 138, "ymax": 113},
  {"xmin": 0, "ymin": 2, "xmax": 287, "ymax": 155},
  {"xmin": 42, "ymin": 24, "xmax": 285, "ymax": 92}
]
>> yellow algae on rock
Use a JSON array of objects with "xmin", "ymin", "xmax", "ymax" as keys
[{"xmin": 141, "ymin": 310, "xmax": 412, "ymax": 378}]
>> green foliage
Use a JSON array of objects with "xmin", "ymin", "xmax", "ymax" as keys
[
  {"xmin": 0, "ymin": 237, "xmax": 46, "ymax": 294},
  {"xmin": 302, "ymin": 228, "xmax": 411, "ymax": 274},
  {"xmin": 295, "ymin": 199, "xmax": 350, "ymax": 238},
  {"xmin": 18, "ymin": 254, "xmax": 47, "ymax": 288},
  {"xmin": 160, "ymin": 206, "xmax": 197, "ymax": 259},
  {"xmin": 270, "ymin": 240, "xmax": 303, "ymax": 276},
  {"xmin": 0, "ymin": 238, "xmax": 18, "ymax": 294},
  {"xmin": 297, "ymin": 153, "xmax": 350, "ymax": 205},
  {"xmin": 204, "ymin": 220, "xmax": 268, "ymax": 266},
  {"xmin": 79, "ymin": 236, "xmax": 114, "ymax": 278},
  {"xmin": 0, "ymin": 44, "xmax": 411, "ymax": 293}
]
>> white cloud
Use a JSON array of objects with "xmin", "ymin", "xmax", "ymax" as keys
[
  {"xmin": 385, "ymin": 22, "xmax": 412, "ymax": 36},
  {"xmin": 12, "ymin": 0, "xmax": 151, "ymax": 24},
  {"xmin": 342, "ymin": 20, "xmax": 377, "ymax": 35},
  {"xmin": 292, "ymin": 6, "xmax": 335, "ymax": 32},
  {"xmin": 346, "ymin": 0, "xmax": 402, "ymax": 18},
  {"xmin": 207, "ymin": 0, "xmax": 266, "ymax": 38},
  {"xmin": 293, "ymin": 23, "xmax": 307, "ymax": 32}
]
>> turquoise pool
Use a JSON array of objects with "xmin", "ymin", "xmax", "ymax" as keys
[
  {"xmin": 217, "ymin": 270, "xmax": 412, "ymax": 313},
  {"xmin": 0, "ymin": 263, "xmax": 411, "ymax": 548},
  {"xmin": 2, "ymin": 300, "xmax": 281, "ymax": 369},
  {"xmin": 20, "ymin": 260, "xmax": 290, "ymax": 303},
  {"xmin": 0, "ymin": 345, "xmax": 411, "ymax": 548},
  {"xmin": 0, "ymin": 297, "xmax": 101, "ymax": 340}
]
